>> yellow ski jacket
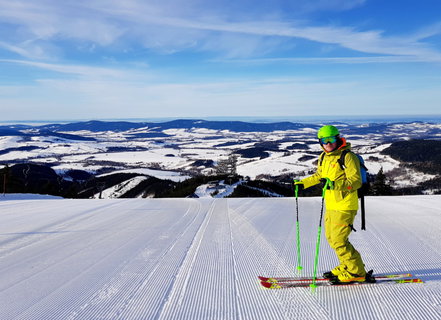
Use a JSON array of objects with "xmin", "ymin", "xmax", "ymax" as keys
[{"xmin": 301, "ymin": 140, "xmax": 362, "ymax": 211}]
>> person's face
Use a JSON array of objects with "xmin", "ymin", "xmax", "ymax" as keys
[
  {"xmin": 323, "ymin": 141, "xmax": 337, "ymax": 152},
  {"xmin": 319, "ymin": 136, "xmax": 338, "ymax": 152}
]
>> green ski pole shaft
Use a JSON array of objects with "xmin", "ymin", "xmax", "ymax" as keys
[
  {"xmin": 310, "ymin": 179, "xmax": 330, "ymax": 291},
  {"xmin": 311, "ymin": 225, "xmax": 322, "ymax": 291},
  {"xmin": 295, "ymin": 184, "xmax": 303, "ymax": 272}
]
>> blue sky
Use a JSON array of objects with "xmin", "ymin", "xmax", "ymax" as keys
[{"xmin": 1, "ymin": 0, "xmax": 441, "ymax": 121}]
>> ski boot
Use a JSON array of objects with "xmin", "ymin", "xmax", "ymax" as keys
[
  {"xmin": 365, "ymin": 269, "xmax": 376, "ymax": 283},
  {"xmin": 323, "ymin": 265, "xmax": 347, "ymax": 280},
  {"xmin": 330, "ymin": 270, "xmax": 366, "ymax": 284}
]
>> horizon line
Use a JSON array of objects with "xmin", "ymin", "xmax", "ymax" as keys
[{"xmin": 1, "ymin": 114, "xmax": 441, "ymax": 126}]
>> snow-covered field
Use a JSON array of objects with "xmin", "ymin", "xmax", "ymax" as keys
[
  {"xmin": 1, "ymin": 120, "xmax": 441, "ymax": 191},
  {"xmin": 1, "ymin": 195, "xmax": 440, "ymax": 319}
]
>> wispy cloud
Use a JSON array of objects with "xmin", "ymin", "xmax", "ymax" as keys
[
  {"xmin": 409, "ymin": 21, "xmax": 441, "ymax": 41},
  {"xmin": 0, "ymin": 59, "xmax": 144, "ymax": 79},
  {"xmin": 0, "ymin": 0, "xmax": 124, "ymax": 43},
  {"xmin": 1, "ymin": 1, "xmax": 440, "ymax": 120},
  {"xmin": 1, "ymin": 0, "xmax": 440, "ymax": 62},
  {"xmin": 0, "ymin": 41, "xmax": 36, "ymax": 59},
  {"xmin": 91, "ymin": 1, "xmax": 441, "ymax": 60},
  {"xmin": 218, "ymin": 55, "xmax": 436, "ymax": 65},
  {"xmin": 175, "ymin": 19, "xmax": 441, "ymax": 60}
]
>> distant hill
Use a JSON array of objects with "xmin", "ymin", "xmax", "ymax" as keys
[
  {"xmin": 0, "ymin": 164, "xmax": 177, "ymax": 199},
  {"xmin": 36, "ymin": 119, "xmax": 315, "ymax": 133},
  {"xmin": 381, "ymin": 140, "xmax": 441, "ymax": 195},
  {"xmin": 382, "ymin": 139, "xmax": 441, "ymax": 173}
]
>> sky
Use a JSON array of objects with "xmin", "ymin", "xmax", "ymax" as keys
[{"xmin": 1, "ymin": 0, "xmax": 441, "ymax": 122}]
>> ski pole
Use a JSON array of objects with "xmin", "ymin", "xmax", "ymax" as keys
[
  {"xmin": 310, "ymin": 178, "xmax": 330, "ymax": 292},
  {"xmin": 294, "ymin": 182, "xmax": 303, "ymax": 273}
]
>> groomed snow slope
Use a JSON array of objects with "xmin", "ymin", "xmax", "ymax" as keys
[{"xmin": 0, "ymin": 196, "xmax": 440, "ymax": 320}]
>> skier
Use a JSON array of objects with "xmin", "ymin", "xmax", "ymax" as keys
[{"xmin": 294, "ymin": 125, "xmax": 369, "ymax": 283}]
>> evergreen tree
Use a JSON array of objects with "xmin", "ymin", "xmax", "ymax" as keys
[
  {"xmin": 371, "ymin": 167, "xmax": 393, "ymax": 195},
  {"xmin": 216, "ymin": 154, "xmax": 237, "ymax": 176}
]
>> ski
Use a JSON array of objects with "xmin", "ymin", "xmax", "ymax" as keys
[
  {"xmin": 261, "ymin": 278, "xmax": 423, "ymax": 289},
  {"xmin": 258, "ymin": 272, "xmax": 412, "ymax": 284}
]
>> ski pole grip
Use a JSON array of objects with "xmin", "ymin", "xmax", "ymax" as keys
[
  {"xmin": 294, "ymin": 180, "xmax": 300, "ymax": 198},
  {"xmin": 322, "ymin": 180, "xmax": 329, "ymax": 198}
]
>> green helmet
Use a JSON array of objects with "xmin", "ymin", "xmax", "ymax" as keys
[{"xmin": 317, "ymin": 125, "xmax": 340, "ymax": 139}]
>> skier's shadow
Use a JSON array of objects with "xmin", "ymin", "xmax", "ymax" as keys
[{"xmin": 408, "ymin": 267, "xmax": 441, "ymax": 281}]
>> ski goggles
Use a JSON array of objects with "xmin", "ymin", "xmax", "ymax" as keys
[{"xmin": 319, "ymin": 136, "xmax": 338, "ymax": 145}]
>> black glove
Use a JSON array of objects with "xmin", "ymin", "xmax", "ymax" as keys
[
  {"xmin": 293, "ymin": 179, "xmax": 304, "ymax": 191},
  {"xmin": 320, "ymin": 178, "xmax": 334, "ymax": 190}
]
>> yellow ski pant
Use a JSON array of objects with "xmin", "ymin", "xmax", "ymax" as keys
[{"xmin": 325, "ymin": 209, "xmax": 366, "ymax": 276}]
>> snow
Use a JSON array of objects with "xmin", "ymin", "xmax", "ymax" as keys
[
  {"xmin": 96, "ymin": 176, "xmax": 149, "ymax": 199},
  {"xmin": 1, "ymin": 121, "xmax": 440, "ymax": 192},
  {"xmin": 97, "ymin": 168, "xmax": 190, "ymax": 182},
  {"xmin": 0, "ymin": 193, "xmax": 63, "ymax": 201},
  {"xmin": 0, "ymin": 196, "xmax": 440, "ymax": 319},
  {"xmin": 237, "ymin": 152, "xmax": 315, "ymax": 179},
  {"xmin": 194, "ymin": 181, "xmax": 244, "ymax": 198}
]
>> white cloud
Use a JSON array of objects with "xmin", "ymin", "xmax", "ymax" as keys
[
  {"xmin": 0, "ymin": 59, "xmax": 147, "ymax": 79},
  {"xmin": 191, "ymin": 20, "xmax": 441, "ymax": 61},
  {"xmin": 0, "ymin": 1, "xmax": 439, "ymax": 121},
  {"xmin": 220, "ymin": 55, "xmax": 436, "ymax": 65},
  {"xmin": 409, "ymin": 21, "xmax": 441, "ymax": 41},
  {"xmin": 0, "ymin": 41, "xmax": 35, "ymax": 58},
  {"xmin": 0, "ymin": 0, "xmax": 440, "ymax": 61}
]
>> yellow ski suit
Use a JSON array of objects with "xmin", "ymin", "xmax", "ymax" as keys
[{"xmin": 301, "ymin": 140, "xmax": 366, "ymax": 276}]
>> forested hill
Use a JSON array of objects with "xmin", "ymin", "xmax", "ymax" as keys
[{"xmin": 382, "ymin": 140, "xmax": 441, "ymax": 174}]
